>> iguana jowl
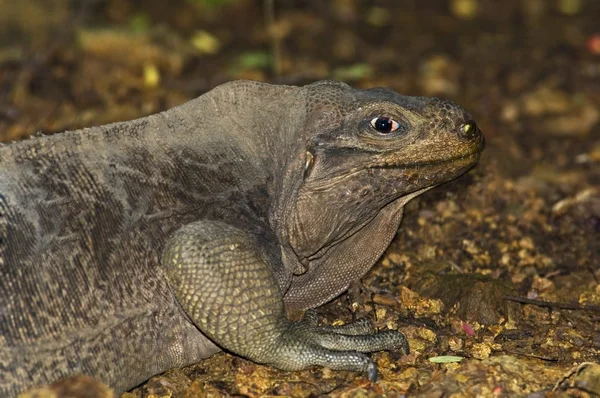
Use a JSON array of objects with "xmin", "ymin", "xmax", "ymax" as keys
[{"xmin": 0, "ymin": 80, "xmax": 484, "ymax": 395}]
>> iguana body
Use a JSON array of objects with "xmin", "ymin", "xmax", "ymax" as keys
[{"xmin": 0, "ymin": 80, "xmax": 484, "ymax": 395}]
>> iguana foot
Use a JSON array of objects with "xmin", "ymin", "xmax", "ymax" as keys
[
  {"xmin": 273, "ymin": 313, "xmax": 408, "ymax": 380},
  {"xmin": 162, "ymin": 221, "xmax": 408, "ymax": 380}
]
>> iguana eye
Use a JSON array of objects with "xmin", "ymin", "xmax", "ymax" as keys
[{"xmin": 370, "ymin": 117, "xmax": 401, "ymax": 134}]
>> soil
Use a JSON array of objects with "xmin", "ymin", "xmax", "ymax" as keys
[{"xmin": 3, "ymin": 0, "xmax": 599, "ymax": 397}]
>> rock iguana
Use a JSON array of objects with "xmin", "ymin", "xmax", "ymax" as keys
[{"xmin": 0, "ymin": 80, "xmax": 484, "ymax": 395}]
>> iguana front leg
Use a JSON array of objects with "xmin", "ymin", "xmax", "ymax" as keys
[{"xmin": 161, "ymin": 220, "xmax": 408, "ymax": 380}]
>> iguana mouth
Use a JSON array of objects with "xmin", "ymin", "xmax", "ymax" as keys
[
  {"xmin": 305, "ymin": 148, "xmax": 483, "ymax": 192},
  {"xmin": 370, "ymin": 132, "xmax": 486, "ymax": 169},
  {"xmin": 369, "ymin": 150, "xmax": 483, "ymax": 169}
]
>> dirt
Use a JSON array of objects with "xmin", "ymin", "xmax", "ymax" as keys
[{"xmin": 2, "ymin": 0, "xmax": 599, "ymax": 396}]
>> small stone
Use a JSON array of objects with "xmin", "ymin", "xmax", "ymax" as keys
[{"xmin": 470, "ymin": 342, "xmax": 492, "ymax": 360}]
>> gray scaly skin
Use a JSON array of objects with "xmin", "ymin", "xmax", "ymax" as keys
[{"xmin": 0, "ymin": 80, "xmax": 484, "ymax": 396}]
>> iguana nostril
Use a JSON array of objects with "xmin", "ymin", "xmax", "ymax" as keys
[{"xmin": 459, "ymin": 120, "xmax": 479, "ymax": 139}]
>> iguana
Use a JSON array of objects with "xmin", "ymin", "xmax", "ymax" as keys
[{"xmin": 0, "ymin": 80, "xmax": 484, "ymax": 396}]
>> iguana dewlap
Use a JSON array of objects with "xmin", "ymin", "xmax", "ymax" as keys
[{"xmin": 0, "ymin": 80, "xmax": 484, "ymax": 395}]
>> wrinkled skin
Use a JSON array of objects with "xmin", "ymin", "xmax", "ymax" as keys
[{"xmin": 0, "ymin": 80, "xmax": 484, "ymax": 396}]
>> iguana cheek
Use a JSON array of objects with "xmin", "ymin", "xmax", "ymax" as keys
[
  {"xmin": 288, "ymin": 191, "xmax": 380, "ymax": 263},
  {"xmin": 289, "ymin": 192, "xmax": 348, "ymax": 257},
  {"xmin": 287, "ymin": 198, "xmax": 333, "ymax": 259}
]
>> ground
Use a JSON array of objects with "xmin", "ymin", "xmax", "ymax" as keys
[{"xmin": 2, "ymin": 0, "xmax": 599, "ymax": 397}]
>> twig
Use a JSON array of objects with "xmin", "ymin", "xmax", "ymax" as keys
[
  {"xmin": 505, "ymin": 295, "xmax": 600, "ymax": 312},
  {"xmin": 553, "ymin": 362, "xmax": 597, "ymax": 392}
]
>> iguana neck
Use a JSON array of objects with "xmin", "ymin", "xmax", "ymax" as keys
[{"xmin": 161, "ymin": 81, "xmax": 306, "ymax": 202}]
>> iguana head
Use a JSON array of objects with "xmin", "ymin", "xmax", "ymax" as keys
[{"xmin": 278, "ymin": 80, "xmax": 485, "ymax": 310}]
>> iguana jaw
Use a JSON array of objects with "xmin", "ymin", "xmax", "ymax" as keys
[
  {"xmin": 301, "ymin": 141, "xmax": 483, "ymax": 194},
  {"xmin": 368, "ymin": 146, "xmax": 484, "ymax": 170}
]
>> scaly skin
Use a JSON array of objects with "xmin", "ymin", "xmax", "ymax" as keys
[{"xmin": 0, "ymin": 80, "xmax": 484, "ymax": 396}]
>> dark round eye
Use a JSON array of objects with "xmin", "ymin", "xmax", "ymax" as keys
[{"xmin": 370, "ymin": 117, "xmax": 401, "ymax": 134}]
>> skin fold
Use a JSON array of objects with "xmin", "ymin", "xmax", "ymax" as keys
[{"xmin": 0, "ymin": 80, "xmax": 484, "ymax": 395}]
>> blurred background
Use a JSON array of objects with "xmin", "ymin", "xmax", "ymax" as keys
[
  {"xmin": 1, "ymin": 0, "xmax": 599, "ymax": 396},
  {"xmin": 1, "ymin": 0, "xmax": 598, "ymax": 144}
]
